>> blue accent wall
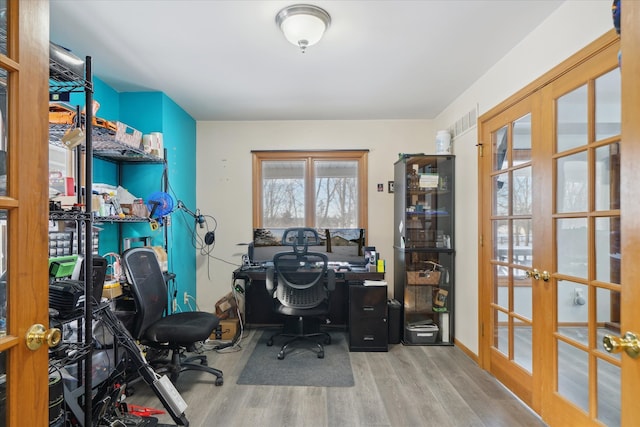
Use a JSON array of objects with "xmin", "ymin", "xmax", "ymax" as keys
[{"xmin": 79, "ymin": 81, "xmax": 197, "ymax": 308}]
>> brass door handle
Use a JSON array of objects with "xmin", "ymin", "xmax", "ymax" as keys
[
  {"xmin": 25, "ymin": 324, "xmax": 61, "ymax": 351},
  {"xmin": 525, "ymin": 269, "xmax": 550, "ymax": 281},
  {"xmin": 603, "ymin": 332, "xmax": 640, "ymax": 358}
]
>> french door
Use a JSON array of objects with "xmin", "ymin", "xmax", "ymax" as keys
[
  {"xmin": 479, "ymin": 27, "xmax": 639, "ymax": 426},
  {"xmin": 0, "ymin": 0, "xmax": 51, "ymax": 425}
]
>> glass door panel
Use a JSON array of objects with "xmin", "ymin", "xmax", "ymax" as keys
[
  {"xmin": 595, "ymin": 69, "xmax": 621, "ymax": 140},
  {"xmin": 489, "ymin": 111, "xmax": 535, "ymax": 379},
  {"xmin": 557, "ymin": 84, "xmax": 588, "ymax": 152},
  {"xmin": 551, "ymin": 61, "xmax": 622, "ymax": 425}
]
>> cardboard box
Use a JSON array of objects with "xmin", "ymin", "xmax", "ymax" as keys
[
  {"xmin": 214, "ymin": 292, "xmax": 238, "ymax": 319},
  {"xmin": 210, "ymin": 318, "xmax": 240, "ymax": 341}
]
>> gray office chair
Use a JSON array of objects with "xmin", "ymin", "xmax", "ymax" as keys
[{"xmin": 265, "ymin": 228, "xmax": 336, "ymax": 359}]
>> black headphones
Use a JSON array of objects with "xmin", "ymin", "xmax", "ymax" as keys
[{"xmin": 204, "ymin": 231, "xmax": 215, "ymax": 245}]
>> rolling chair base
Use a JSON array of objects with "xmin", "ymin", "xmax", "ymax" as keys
[
  {"xmin": 150, "ymin": 350, "xmax": 224, "ymax": 386},
  {"xmin": 267, "ymin": 316, "xmax": 331, "ymax": 360}
]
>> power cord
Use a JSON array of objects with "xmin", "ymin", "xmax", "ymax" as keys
[{"xmin": 202, "ymin": 275, "xmax": 247, "ymax": 353}]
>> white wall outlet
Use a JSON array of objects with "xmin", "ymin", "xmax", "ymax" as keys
[{"xmin": 183, "ymin": 291, "xmax": 189, "ymax": 305}]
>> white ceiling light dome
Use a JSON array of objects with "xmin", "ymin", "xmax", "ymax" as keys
[{"xmin": 276, "ymin": 4, "xmax": 331, "ymax": 53}]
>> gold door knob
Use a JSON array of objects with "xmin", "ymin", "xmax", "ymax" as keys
[
  {"xmin": 525, "ymin": 269, "xmax": 540, "ymax": 279},
  {"xmin": 25, "ymin": 324, "xmax": 61, "ymax": 351},
  {"xmin": 603, "ymin": 332, "xmax": 640, "ymax": 359},
  {"xmin": 540, "ymin": 271, "xmax": 550, "ymax": 282}
]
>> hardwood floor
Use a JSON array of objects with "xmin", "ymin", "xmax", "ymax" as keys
[{"xmin": 127, "ymin": 329, "xmax": 547, "ymax": 426}]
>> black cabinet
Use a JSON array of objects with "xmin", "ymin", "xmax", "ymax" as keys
[
  {"xmin": 348, "ymin": 283, "xmax": 388, "ymax": 351},
  {"xmin": 393, "ymin": 154, "xmax": 454, "ymax": 345}
]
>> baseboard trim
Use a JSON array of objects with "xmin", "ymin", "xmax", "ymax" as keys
[{"xmin": 454, "ymin": 338, "xmax": 479, "ymax": 364}]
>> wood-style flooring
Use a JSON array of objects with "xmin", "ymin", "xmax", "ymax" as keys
[{"xmin": 127, "ymin": 329, "xmax": 547, "ymax": 427}]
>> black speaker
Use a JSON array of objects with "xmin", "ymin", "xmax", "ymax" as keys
[
  {"xmin": 348, "ymin": 282, "xmax": 388, "ymax": 352},
  {"xmin": 387, "ymin": 299, "xmax": 402, "ymax": 344}
]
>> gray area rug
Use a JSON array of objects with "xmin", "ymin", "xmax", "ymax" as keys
[{"xmin": 237, "ymin": 330, "xmax": 354, "ymax": 387}]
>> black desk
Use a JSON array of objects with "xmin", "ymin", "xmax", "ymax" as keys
[{"xmin": 233, "ymin": 268, "xmax": 385, "ymax": 327}]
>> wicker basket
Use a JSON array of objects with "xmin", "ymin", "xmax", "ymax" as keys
[{"xmin": 407, "ymin": 269, "xmax": 441, "ymax": 285}]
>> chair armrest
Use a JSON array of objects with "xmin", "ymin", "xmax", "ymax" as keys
[
  {"xmin": 265, "ymin": 267, "xmax": 275, "ymax": 295},
  {"xmin": 325, "ymin": 268, "xmax": 336, "ymax": 292}
]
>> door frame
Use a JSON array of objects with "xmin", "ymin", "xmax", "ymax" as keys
[{"xmin": 619, "ymin": 1, "xmax": 640, "ymax": 425}]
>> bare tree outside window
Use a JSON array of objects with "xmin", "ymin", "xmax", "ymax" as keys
[{"xmin": 253, "ymin": 151, "xmax": 368, "ymax": 229}]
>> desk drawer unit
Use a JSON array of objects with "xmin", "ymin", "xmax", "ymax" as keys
[{"xmin": 348, "ymin": 283, "xmax": 388, "ymax": 351}]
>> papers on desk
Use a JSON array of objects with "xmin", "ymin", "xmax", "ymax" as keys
[{"xmin": 363, "ymin": 280, "xmax": 387, "ymax": 287}]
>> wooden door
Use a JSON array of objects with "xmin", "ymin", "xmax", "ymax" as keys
[
  {"xmin": 479, "ymin": 29, "xmax": 632, "ymax": 426},
  {"xmin": 538, "ymin": 39, "xmax": 621, "ymax": 427},
  {"xmin": 0, "ymin": 0, "xmax": 51, "ymax": 425},
  {"xmin": 478, "ymin": 93, "xmax": 541, "ymax": 410}
]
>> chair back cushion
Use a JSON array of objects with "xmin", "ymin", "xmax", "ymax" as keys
[
  {"xmin": 272, "ymin": 250, "xmax": 330, "ymax": 310},
  {"xmin": 121, "ymin": 247, "xmax": 168, "ymax": 340}
]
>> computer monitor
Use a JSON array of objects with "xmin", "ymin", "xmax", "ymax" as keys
[{"xmin": 251, "ymin": 228, "xmax": 366, "ymax": 266}]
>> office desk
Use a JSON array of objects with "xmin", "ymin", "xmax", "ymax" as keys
[{"xmin": 233, "ymin": 268, "xmax": 385, "ymax": 327}]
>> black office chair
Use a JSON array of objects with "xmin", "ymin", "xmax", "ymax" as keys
[
  {"xmin": 121, "ymin": 247, "xmax": 224, "ymax": 386},
  {"xmin": 265, "ymin": 228, "xmax": 336, "ymax": 359}
]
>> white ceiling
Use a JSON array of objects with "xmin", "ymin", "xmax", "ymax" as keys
[{"xmin": 49, "ymin": 0, "xmax": 565, "ymax": 121}]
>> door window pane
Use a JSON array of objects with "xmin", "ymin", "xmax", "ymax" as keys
[
  {"xmin": 493, "ymin": 172, "xmax": 509, "ymax": 216},
  {"xmin": 512, "ymin": 166, "xmax": 532, "ymax": 215},
  {"xmin": 0, "ymin": 67, "xmax": 7, "ymax": 197},
  {"xmin": 595, "ymin": 68, "xmax": 621, "ymax": 141},
  {"xmin": 513, "ymin": 268, "xmax": 532, "ymax": 320},
  {"xmin": 557, "ymin": 280, "xmax": 588, "ymax": 347},
  {"xmin": 513, "ymin": 323, "xmax": 532, "ymax": 373},
  {"xmin": 597, "ymin": 358, "xmax": 620, "ymax": 427},
  {"xmin": 557, "ymin": 151, "xmax": 588, "ymax": 213},
  {"xmin": 494, "ymin": 309, "xmax": 508, "ymax": 357},
  {"xmin": 557, "ymin": 84, "xmax": 588, "ymax": 152},
  {"xmin": 595, "ymin": 217, "xmax": 621, "ymax": 284},
  {"xmin": 494, "ymin": 264, "xmax": 508, "ymax": 309},
  {"xmin": 0, "ymin": 212, "xmax": 5, "ymax": 336},
  {"xmin": 512, "ymin": 219, "xmax": 532, "ymax": 267},
  {"xmin": 492, "ymin": 219, "xmax": 508, "ymax": 261},
  {"xmin": 262, "ymin": 160, "xmax": 305, "ymax": 227},
  {"xmin": 595, "ymin": 143, "xmax": 620, "ymax": 211},
  {"xmin": 314, "ymin": 160, "xmax": 358, "ymax": 228},
  {"xmin": 557, "ymin": 340, "xmax": 589, "ymax": 413},
  {"xmin": 0, "ymin": 0, "xmax": 6, "ymax": 56},
  {"xmin": 596, "ymin": 287, "xmax": 621, "ymax": 359},
  {"xmin": 513, "ymin": 113, "xmax": 531, "ymax": 164},
  {"xmin": 557, "ymin": 218, "xmax": 588, "ymax": 278},
  {"xmin": 493, "ymin": 125, "xmax": 508, "ymax": 171}
]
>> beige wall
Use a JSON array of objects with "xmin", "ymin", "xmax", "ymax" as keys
[
  {"xmin": 433, "ymin": 0, "xmax": 613, "ymax": 353},
  {"xmin": 195, "ymin": 119, "xmax": 433, "ymax": 311},
  {"xmin": 195, "ymin": 0, "xmax": 613, "ymax": 356}
]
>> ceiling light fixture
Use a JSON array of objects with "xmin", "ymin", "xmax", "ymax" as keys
[{"xmin": 276, "ymin": 4, "xmax": 331, "ymax": 53}]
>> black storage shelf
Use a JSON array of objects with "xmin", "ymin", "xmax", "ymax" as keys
[{"xmin": 393, "ymin": 154, "xmax": 455, "ymax": 346}]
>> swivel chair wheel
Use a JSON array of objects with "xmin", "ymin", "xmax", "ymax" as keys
[
  {"xmin": 317, "ymin": 351, "xmax": 324, "ymax": 359},
  {"xmin": 277, "ymin": 351, "xmax": 285, "ymax": 360},
  {"xmin": 267, "ymin": 339, "xmax": 274, "ymax": 346},
  {"xmin": 215, "ymin": 377, "xmax": 224, "ymax": 386}
]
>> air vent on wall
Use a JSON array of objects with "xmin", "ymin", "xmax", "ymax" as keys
[{"xmin": 447, "ymin": 105, "xmax": 478, "ymax": 140}]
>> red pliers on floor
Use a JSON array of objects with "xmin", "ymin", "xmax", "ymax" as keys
[{"xmin": 126, "ymin": 404, "xmax": 165, "ymax": 417}]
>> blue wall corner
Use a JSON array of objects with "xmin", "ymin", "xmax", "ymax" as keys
[{"xmin": 84, "ymin": 83, "xmax": 197, "ymax": 308}]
